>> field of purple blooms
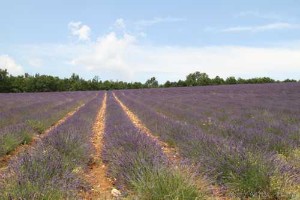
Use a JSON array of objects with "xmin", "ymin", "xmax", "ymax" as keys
[
  {"xmin": 0, "ymin": 83, "xmax": 299, "ymax": 199},
  {"xmin": 0, "ymin": 92, "xmax": 104, "ymax": 199},
  {"xmin": 114, "ymin": 83, "xmax": 300, "ymax": 199},
  {"xmin": 0, "ymin": 91, "xmax": 97, "ymax": 158},
  {"xmin": 102, "ymin": 92, "xmax": 208, "ymax": 199}
]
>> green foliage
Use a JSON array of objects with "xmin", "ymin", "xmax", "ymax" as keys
[
  {"xmin": 221, "ymin": 153, "xmax": 300, "ymax": 199},
  {"xmin": 270, "ymin": 172, "xmax": 300, "ymax": 200},
  {"xmin": 0, "ymin": 145, "xmax": 78, "ymax": 199},
  {"xmin": 237, "ymin": 77, "xmax": 275, "ymax": 84},
  {"xmin": 283, "ymin": 79, "xmax": 297, "ymax": 83},
  {"xmin": 0, "ymin": 134, "xmax": 20, "ymax": 156},
  {"xmin": 0, "ymin": 131, "xmax": 33, "ymax": 157},
  {"xmin": 0, "ymin": 181, "xmax": 65, "ymax": 200},
  {"xmin": 0, "ymin": 68, "xmax": 292, "ymax": 92},
  {"xmin": 145, "ymin": 77, "xmax": 159, "ymax": 88},
  {"xmin": 212, "ymin": 76, "xmax": 224, "ymax": 85},
  {"xmin": 130, "ymin": 166, "xmax": 207, "ymax": 200},
  {"xmin": 186, "ymin": 71, "xmax": 210, "ymax": 86},
  {"xmin": 226, "ymin": 76, "xmax": 237, "ymax": 84},
  {"xmin": 0, "ymin": 69, "xmax": 12, "ymax": 92},
  {"xmin": 52, "ymin": 131, "xmax": 89, "ymax": 168},
  {"xmin": 27, "ymin": 120, "xmax": 46, "ymax": 134},
  {"xmin": 226, "ymin": 160, "xmax": 271, "ymax": 198},
  {"xmin": 21, "ymin": 131, "xmax": 33, "ymax": 145}
]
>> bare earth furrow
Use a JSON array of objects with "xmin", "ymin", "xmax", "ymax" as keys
[
  {"xmin": 81, "ymin": 92, "xmax": 113, "ymax": 199},
  {"xmin": 113, "ymin": 92, "xmax": 181, "ymax": 166}
]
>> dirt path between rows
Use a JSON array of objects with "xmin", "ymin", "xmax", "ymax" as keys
[
  {"xmin": 113, "ymin": 93, "xmax": 181, "ymax": 166},
  {"xmin": 113, "ymin": 93, "xmax": 230, "ymax": 200},
  {"xmin": 0, "ymin": 103, "xmax": 86, "ymax": 174},
  {"xmin": 80, "ymin": 92, "xmax": 114, "ymax": 199}
]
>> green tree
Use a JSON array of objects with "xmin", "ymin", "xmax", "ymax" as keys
[
  {"xmin": 283, "ymin": 79, "xmax": 297, "ymax": 83},
  {"xmin": 212, "ymin": 76, "xmax": 224, "ymax": 85},
  {"xmin": 186, "ymin": 71, "xmax": 211, "ymax": 86},
  {"xmin": 0, "ymin": 69, "xmax": 11, "ymax": 92},
  {"xmin": 145, "ymin": 77, "xmax": 158, "ymax": 88},
  {"xmin": 226, "ymin": 76, "xmax": 237, "ymax": 84},
  {"xmin": 0, "ymin": 68, "xmax": 290, "ymax": 93}
]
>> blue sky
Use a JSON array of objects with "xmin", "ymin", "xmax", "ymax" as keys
[{"xmin": 1, "ymin": 0, "xmax": 300, "ymax": 82}]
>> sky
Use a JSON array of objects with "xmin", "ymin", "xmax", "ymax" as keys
[{"xmin": 1, "ymin": 0, "xmax": 300, "ymax": 83}]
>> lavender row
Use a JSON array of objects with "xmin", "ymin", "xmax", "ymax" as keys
[
  {"xmin": 102, "ymin": 92, "xmax": 167, "ymax": 188},
  {"xmin": 0, "ymin": 92, "xmax": 104, "ymax": 199},
  {"xmin": 0, "ymin": 91, "xmax": 97, "ymax": 157},
  {"xmin": 114, "ymin": 86, "xmax": 300, "ymax": 199},
  {"xmin": 114, "ymin": 92, "xmax": 251, "ymax": 174},
  {"xmin": 102, "ymin": 92, "xmax": 206, "ymax": 199},
  {"xmin": 121, "ymin": 83, "xmax": 300, "ymax": 155},
  {"xmin": 0, "ymin": 91, "xmax": 97, "ymax": 128}
]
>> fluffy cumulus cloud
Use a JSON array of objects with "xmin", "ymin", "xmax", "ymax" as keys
[
  {"xmin": 71, "ymin": 32, "xmax": 136, "ymax": 78},
  {"xmin": 68, "ymin": 21, "xmax": 91, "ymax": 41},
  {"xmin": 0, "ymin": 55, "xmax": 24, "ymax": 75},
  {"xmin": 12, "ymin": 19, "xmax": 300, "ymax": 82},
  {"xmin": 69, "ymin": 31, "xmax": 300, "ymax": 82}
]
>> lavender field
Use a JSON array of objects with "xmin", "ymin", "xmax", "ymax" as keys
[
  {"xmin": 114, "ymin": 83, "xmax": 300, "ymax": 199},
  {"xmin": 0, "ymin": 83, "xmax": 299, "ymax": 199},
  {"xmin": 0, "ymin": 91, "xmax": 97, "ymax": 159}
]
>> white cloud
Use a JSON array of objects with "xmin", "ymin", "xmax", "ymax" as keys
[
  {"xmin": 222, "ymin": 22, "xmax": 300, "ymax": 33},
  {"xmin": 114, "ymin": 18, "xmax": 126, "ymax": 30},
  {"xmin": 69, "ymin": 32, "xmax": 300, "ymax": 82},
  {"xmin": 236, "ymin": 11, "xmax": 282, "ymax": 20},
  {"xmin": 0, "ymin": 55, "xmax": 24, "ymax": 75},
  {"xmin": 70, "ymin": 32, "xmax": 136, "ymax": 78},
  {"xmin": 13, "ymin": 20, "xmax": 300, "ymax": 82},
  {"xmin": 136, "ymin": 17, "xmax": 186, "ymax": 27},
  {"xmin": 68, "ymin": 21, "xmax": 91, "ymax": 41}
]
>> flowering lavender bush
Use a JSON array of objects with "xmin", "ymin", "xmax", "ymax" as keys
[
  {"xmin": 102, "ymin": 92, "xmax": 207, "ymax": 199},
  {"xmin": 0, "ymin": 91, "xmax": 97, "ymax": 157},
  {"xmin": 0, "ymin": 92, "xmax": 104, "ymax": 199}
]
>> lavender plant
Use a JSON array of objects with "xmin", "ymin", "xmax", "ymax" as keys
[
  {"xmin": 0, "ymin": 92, "xmax": 104, "ymax": 199},
  {"xmin": 102, "ymin": 92, "xmax": 207, "ymax": 199},
  {"xmin": 114, "ymin": 83, "xmax": 300, "ymax": 198},
  {"xmin": 0, "ymin": 91, "xmax": 97, "ymax": 157}
]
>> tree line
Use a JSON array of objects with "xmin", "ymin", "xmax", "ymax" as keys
[{"xmin": 0, "ymin": 69, "xmax": 298, "ymax": 93}]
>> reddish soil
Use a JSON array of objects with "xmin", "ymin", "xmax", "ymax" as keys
[
  {"xmin": 113, "ymin": 93, "xmax": 181, "ymax": 165},
  {"xmin": 80, "ymin": 93, "xmax": 114, "ymax": 199}
]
